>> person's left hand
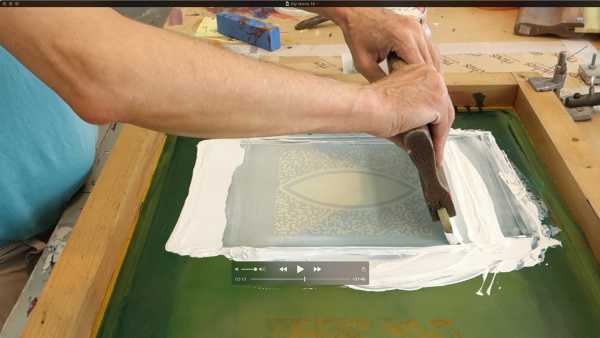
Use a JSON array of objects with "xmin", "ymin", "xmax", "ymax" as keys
[{"xmin": 334, "ymin": 8, "xmax": 440, "ymax": 82}]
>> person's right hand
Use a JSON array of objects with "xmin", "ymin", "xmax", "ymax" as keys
[{"xmin": 356, "ymin": 64, "xmax": 454, "ymax": 164}]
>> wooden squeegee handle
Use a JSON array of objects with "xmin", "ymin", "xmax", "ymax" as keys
[{"xmin": 387, "ymin": 53, "xmax": 456, "ymax": 220}]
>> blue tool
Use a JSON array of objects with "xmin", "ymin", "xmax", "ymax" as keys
[{"xmin": 216, "ymin": 12, "xmax": 281, "ymax": 51}]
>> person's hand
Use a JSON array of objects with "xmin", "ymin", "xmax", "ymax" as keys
[
  {"xmin": 336, "ymin": 8, "xmax": 440, "ymax": 82},
  {"xmin": 356, "ymin": 64, "xmax": 454, "ymax": 164}
]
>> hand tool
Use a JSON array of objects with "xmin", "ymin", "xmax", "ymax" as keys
[
  {"xmin": 294, "ymin": 15, "xmax": 330, "ymax": 30},
  {"xmin": 514, "ymin": 7, "xmax": 584, "ymax": 38},
  {"xmin": 386, "ymin": 53, "xmax": 456, "ymax": 236}
]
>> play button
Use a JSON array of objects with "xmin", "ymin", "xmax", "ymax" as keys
[{"xmin": 296, "ymin": 265, "xmax": 304, "ymax": 274}]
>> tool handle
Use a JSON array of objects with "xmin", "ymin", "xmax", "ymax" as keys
[
  {"xmin": 294, "ymin": 15, "xmax": 330, "ymax": 30},
  {"xmin": 400, "ymin": 127, "xmax": 456, "ymax": 219},
  {"xmin": 387, "ymin": 53, "xmax": 456, "ymax": 219},
  {"xmin": 564, "ymin": 92, "xmax": 600, "ymax": 108}
]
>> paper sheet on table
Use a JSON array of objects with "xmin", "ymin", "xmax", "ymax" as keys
[{"xmin": 195, "ymin": 17, "xmax": 233, "ymax": 43}]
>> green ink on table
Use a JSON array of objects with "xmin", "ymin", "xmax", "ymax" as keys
[{"xmin": 97, "ymin": 110, "xmax": 600, "ymax": 338}]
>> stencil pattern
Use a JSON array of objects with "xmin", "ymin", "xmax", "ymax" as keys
[{"xmin": 272, "ymin": 145, "xmax": 433, "ymax": 237}]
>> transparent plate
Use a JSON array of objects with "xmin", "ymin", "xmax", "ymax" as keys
[{"xmin": 223, "ymin": 134, "xmax": 534, "ymax": 248}]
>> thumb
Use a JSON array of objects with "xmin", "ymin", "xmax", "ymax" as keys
[{"xmin": 353, "ymin": 52, "xmax": 387, "ymax": 83}]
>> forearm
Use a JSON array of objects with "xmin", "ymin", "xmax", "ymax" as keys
[{"xmin": 0, "ymin": 8, "xmax": 376, "ymax": 138}]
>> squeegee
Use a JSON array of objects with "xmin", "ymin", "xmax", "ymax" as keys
[{"xmin": 387, "ymin": 53, "xmax": 457, "ymax": 237}]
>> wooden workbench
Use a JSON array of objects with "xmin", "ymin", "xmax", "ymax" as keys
[
  {"xmin": 427, "ymin": 8, "xmax": 600, "ymax": 150},
  {"xmin": 18, "ymin": 7, "xmax": 600, "ymax": 338},
  {"xmin": 165, "ymin": 7, "xmax": 600, "ymax": 151}
]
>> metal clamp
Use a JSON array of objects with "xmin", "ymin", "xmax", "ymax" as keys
[{"xmin": 563, "ymin": 76, "xmax": 597, "ymax": 121}]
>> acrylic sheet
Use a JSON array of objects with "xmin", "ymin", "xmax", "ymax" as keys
[{"xmin": 224, "ymin": 135, "xmax": 447, "ymax": 248}]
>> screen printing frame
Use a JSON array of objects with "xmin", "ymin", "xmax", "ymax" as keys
[{"xmin": 21, "ymin": 72, "xmax": 600, "ymax": 338}]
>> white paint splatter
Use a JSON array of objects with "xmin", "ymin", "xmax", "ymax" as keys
[{"xmin": 166, "ymin": 130, "xmax": 560, "ymax": 292}]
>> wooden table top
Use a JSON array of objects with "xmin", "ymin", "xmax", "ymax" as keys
[{"xmin": 164, "ymin": 7, "xmax": 600, "ymax": 151}]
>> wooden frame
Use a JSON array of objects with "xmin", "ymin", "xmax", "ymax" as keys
[{"xmin": 21, "ymin": 73, "xmax": 600, "ymax": 338}]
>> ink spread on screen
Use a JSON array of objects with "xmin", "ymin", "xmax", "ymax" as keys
[{"xmin": 166, "ymin": 130, "xmax": 560, "ymax": 292}]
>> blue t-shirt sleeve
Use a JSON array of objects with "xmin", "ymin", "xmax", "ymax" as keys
[{"xmin": 0, "ymin": 46, "xmax": 97, "ymax": 245}]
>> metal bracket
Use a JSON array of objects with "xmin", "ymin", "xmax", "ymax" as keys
[
  {"xmin": 528, "ymin": 51, "xmax": 595, "ymax": 122},
  {"xmin": 578, "ymin": 53, "xmax": 600, "ymax": 85},
  {"xmin": 565, "ymin": 106, "xmax": 594, "ymax": 121},
  {"xmin": 528, "ymin": 51, "xmax": 567, "ymax": 95},
  {"xmin": 472, "ymin": 92, "xmax": 486, "ymax": 111}
]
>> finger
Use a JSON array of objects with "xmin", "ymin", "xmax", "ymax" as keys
[
  {"xmin": 353, "ymin": 52, "xmax": 387, "ymax": 82},
  {"xmin": 430, "ymin": 118, "xmax": 448, "ymax": 166},
  {"xmin": 393, "ymin": 39, "xmax": 425, "ymax": 65},
  {"xmin": 427, "ymin": 38, "xmax": 441, "ymax": 72},
  {"xmin": 430, "ymin": 100, "xmax": 455, "ymax": 166},
  {"xmin": 416, "ymin": 34, "xmax": 434, "ymax": 67}
]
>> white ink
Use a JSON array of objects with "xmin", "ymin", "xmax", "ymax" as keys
[{"xmin": 166, "ymin": 130, "xmax": 561, "ymax": 292}]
